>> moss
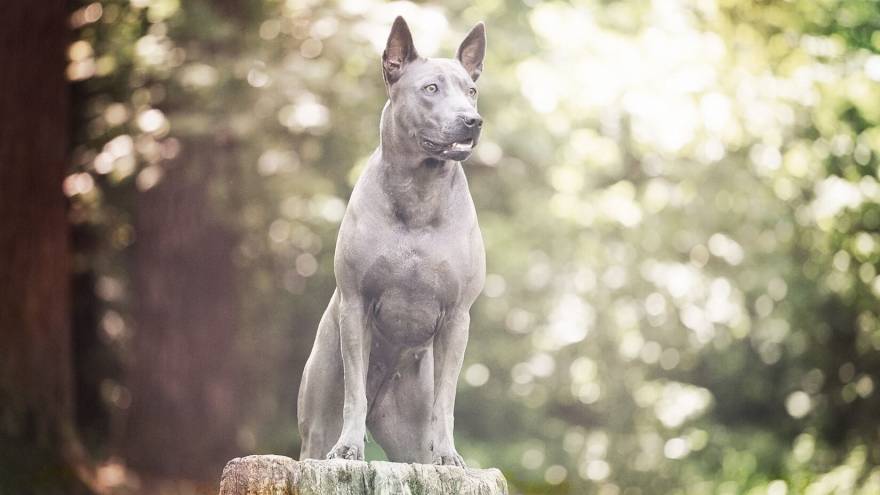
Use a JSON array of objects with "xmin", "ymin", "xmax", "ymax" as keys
[
  {"xmin": 406, "ymin": 474, "xmax": 427, "ymax": 495},
  {"xmin": 336, "ymin": 468, "xmax": 352, "ymax": 484}
]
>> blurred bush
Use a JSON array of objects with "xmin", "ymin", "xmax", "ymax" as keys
[{"xmin": 67, "ymin": 0, "xmax": 880, "ymax": 493}]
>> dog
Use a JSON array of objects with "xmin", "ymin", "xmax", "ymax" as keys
[{"xmin": 297, "ymin": 16, "xmax": 487, "ymax": 467}]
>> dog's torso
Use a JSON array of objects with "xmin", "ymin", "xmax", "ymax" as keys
[{"xmin": 337, "ymin": 149, "xmax": 485, "ymax": 353}]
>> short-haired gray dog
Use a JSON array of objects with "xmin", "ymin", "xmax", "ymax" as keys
[{"xmin": 297, "ymin": 16, "xmax": 487, "ymax": 466}]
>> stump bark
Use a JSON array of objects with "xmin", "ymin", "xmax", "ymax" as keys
[{"xmin": 219, "ymin": 455, "xmax": 508, "ymax": 495}]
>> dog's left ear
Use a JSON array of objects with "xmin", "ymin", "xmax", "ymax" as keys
[{"xmin": 456, "ymin": 22, "xmax": 486, "ymax": 82}]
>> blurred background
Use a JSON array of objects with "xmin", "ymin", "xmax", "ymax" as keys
[{"xmin": 2, "ymin": 0, "xmax": 880, "ymax": 494}]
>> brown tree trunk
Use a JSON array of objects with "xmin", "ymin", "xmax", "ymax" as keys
[
  {"xmin": 124, "ymin": 138, "xmax": 242, "ymax": 480},
  {"xmin": 0, "ymin": 1, "xmax": 88, "ymax": 492}
]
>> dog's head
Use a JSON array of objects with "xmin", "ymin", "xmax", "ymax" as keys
[{"xmin": 381, "ymin": 16, "xmax": 486, "ymax": 162}]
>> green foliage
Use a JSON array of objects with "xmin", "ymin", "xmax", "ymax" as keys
[{"xmin": 68, "ymin": 0, "xmax": 880, "ymax": 493}]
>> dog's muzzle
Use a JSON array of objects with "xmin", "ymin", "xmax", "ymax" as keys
[{"xmin": 421, "ymin": 134, "xmax": 480, "ymax": 161}]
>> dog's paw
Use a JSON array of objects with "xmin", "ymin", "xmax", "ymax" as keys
[
  {"xmin": 326, "ymin": 441, "xmax": 364, "ymax": 461},
  {"xmin": 432, "ymin": 450, "xmax": 466, "ymax": 468}
]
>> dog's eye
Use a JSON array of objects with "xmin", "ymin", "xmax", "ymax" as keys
[
  {"xmin": 424, "ymin": 84, "xmax": 438, "ymax": 94},
  {"xmin": 468, "ymin": 87, "xmax": 477, "ymax": 98}
]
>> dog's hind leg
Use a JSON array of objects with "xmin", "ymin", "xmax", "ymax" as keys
[
  {"xmin": 297, "ymin": 290, "xmax": 344, "ymax": 459},
  {"xmin": 366, "ymin": 346, "xmax": 434, "ymax": 464}
]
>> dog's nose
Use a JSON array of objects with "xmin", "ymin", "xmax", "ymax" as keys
[{"xmin": 460, "ymin": 114, "xmax": 483, "ymax": 128}]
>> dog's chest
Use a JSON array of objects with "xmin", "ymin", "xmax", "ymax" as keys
[{"xmin": 361, "ymin": 231, "xmax": 468, "ymax": 346}]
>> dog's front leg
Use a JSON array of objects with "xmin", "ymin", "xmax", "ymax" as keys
[
  {"xmin": 327, "ymin": 294, "xmax": 371, "ymax": 460},
  {"xmin": 431, "ymin": 310, "xmax": 469, "ymax": 467}
]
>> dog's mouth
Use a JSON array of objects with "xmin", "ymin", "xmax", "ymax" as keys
[{"xmin": 421, "ymin": 137, "xmax": 476, "ymax": 156}]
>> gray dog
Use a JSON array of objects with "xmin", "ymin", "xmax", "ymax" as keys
[{"xmin": 297, "ymin": 16, "xmax": 487, "ymax": 467}]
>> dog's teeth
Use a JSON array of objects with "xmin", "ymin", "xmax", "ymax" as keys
[{"xmin": 451, "ymin": 141, "xmax": 473, "ymax": 151}]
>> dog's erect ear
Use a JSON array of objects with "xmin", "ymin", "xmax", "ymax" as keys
[
  {"xmin": 383, "ymin": 16, "xmax": 419, "ymax": 85},
  {"xmin": 456, "ymin": 22, "xmax": 486, "ymax": 81}
]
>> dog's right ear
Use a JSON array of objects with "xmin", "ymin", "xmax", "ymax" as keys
[{"xmin": 382, "ymin": 16, "xmax": 419, "ymax": 85}]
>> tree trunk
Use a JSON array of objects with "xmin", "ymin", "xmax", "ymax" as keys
[
  {"xmin": 0, "ymin": 1, "xmax": 88, "ymax": 493},
  {"xmin": 124, "ymin": 138, "xmax": 242, "ymax": 480},
  {"xmin": 219, "ymin": 456, "xmax": 509, "ymax": 495}
]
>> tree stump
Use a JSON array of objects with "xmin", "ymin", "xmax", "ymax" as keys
[{"xmin": 219, "ymin": 455, "xmax": 508, "ymax": 495}]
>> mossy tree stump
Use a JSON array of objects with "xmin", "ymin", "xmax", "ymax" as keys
[{"xmin": 219, "ymin": 455, "xmax": 508, "ymax": 495}]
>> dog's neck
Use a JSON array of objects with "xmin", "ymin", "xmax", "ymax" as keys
[{"xmin": 377, "ymin": 101, "xmax": 458, "ymax": 228}]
